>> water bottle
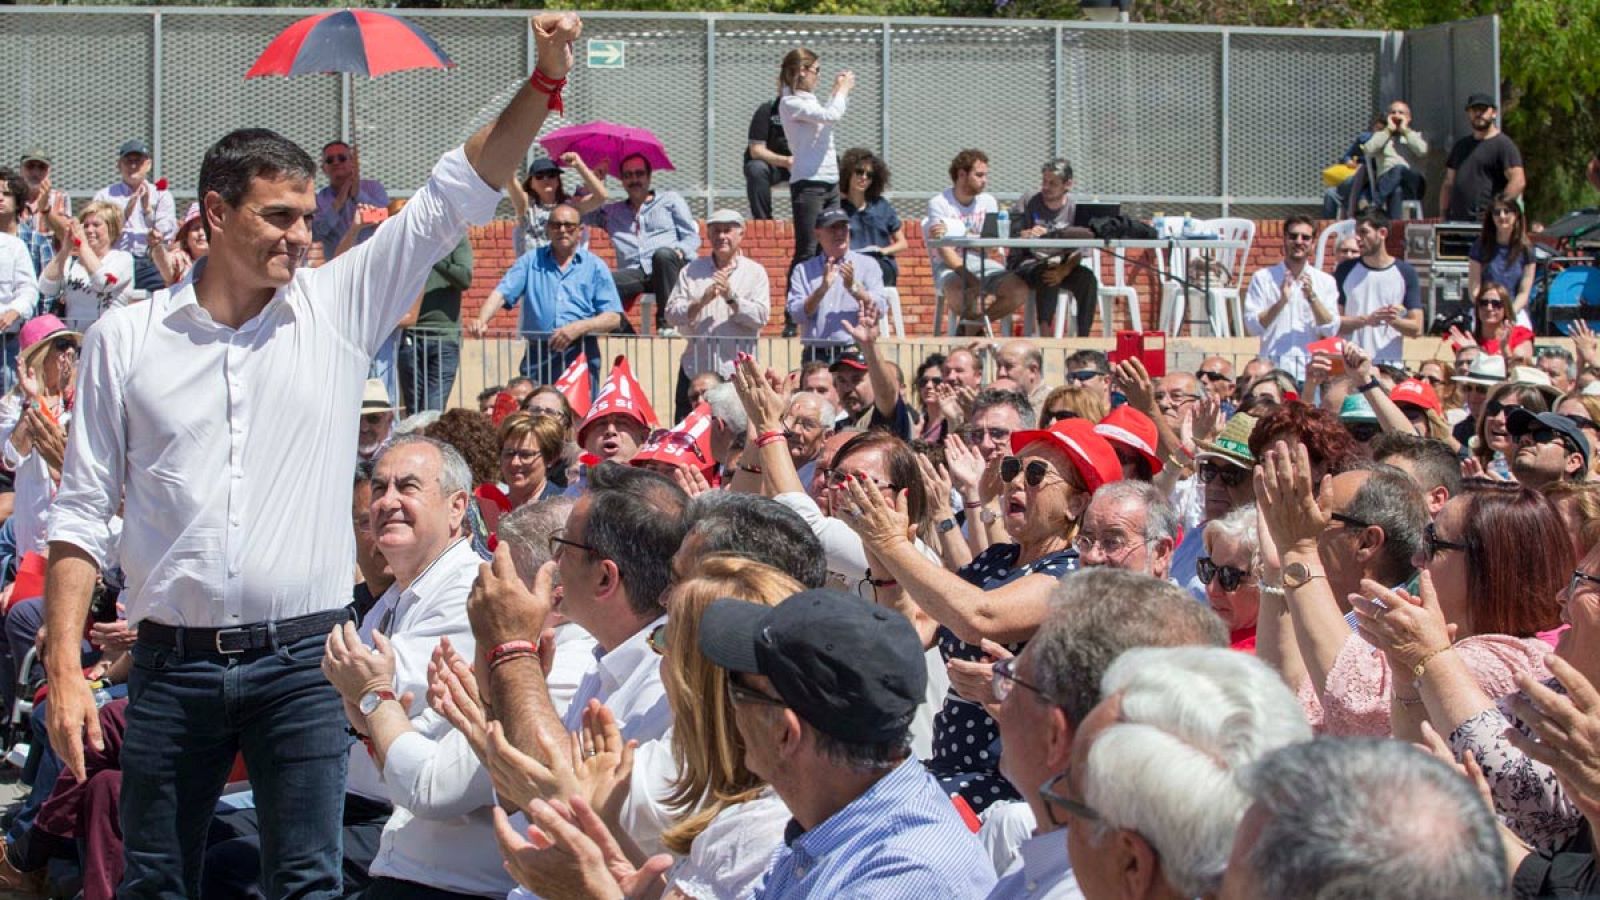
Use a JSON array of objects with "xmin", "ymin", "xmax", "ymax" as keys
[
  {"xmin": 91, "ymin": 679, "xmax": 112, "ymax": 709},
  {"xmin": 995, "ymin": 208, "xmax": 1010, "ymax": 240}
]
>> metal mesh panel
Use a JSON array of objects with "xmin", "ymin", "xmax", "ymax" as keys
[
  {"xmin": 3, "ymin": 12, "xmax": 152, "ymax": 198},
  {"xmin": 1228, "ymin": 34, "xmax": 1379, "ymax": 199},
  {"xmin": 714, "ymin": 20, "xmax": 884, "ymax": 215},
  {"xmin": 1451, "ymin": 18, "xmax": 1498, "ymax": 111},
  {"xmin": 161, "ymin": 13, "xmax": 341, "ymax": 194},
  {"xmin": 351, "ymin": 14, "xmax": 526, "ymax": 193},
  {"xmin": 886, "ymin": 24, "xmax": 1056, "ymax": 202},
  {"xmin": 1064, "ymin": 28, "xmax": 1222, "ymax": 199}
]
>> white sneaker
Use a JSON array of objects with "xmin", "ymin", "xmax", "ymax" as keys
[{"xmin": 5, "ymin": 744, "xmax": 28, "ymax": 769}]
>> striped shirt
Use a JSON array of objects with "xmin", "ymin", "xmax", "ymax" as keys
[{"xmin": 754, "ymin": 757, "xmax": 997, "ymax": 899}]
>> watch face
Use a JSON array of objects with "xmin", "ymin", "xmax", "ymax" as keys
[
  {"xmin": 359, "ymin": 691, "xmax": 383, "ymax": 716},
  {"xmin": 1283, "ymin": 562, "xmax": 1310, "ymax": 587}
]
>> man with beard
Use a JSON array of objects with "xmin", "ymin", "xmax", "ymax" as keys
[{"xmin": 1441, "ymin": 94, "xmax": 1525, "ymax": 222}]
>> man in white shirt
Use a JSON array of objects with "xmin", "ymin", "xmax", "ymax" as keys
[
  {"xmin": 43, "ymin": 14, "xmax": 584, "ymax": 898},
  {"xmin": 92, "ymin": 139, "xmax": 177, "ymax": 293},
  {"xmin": 1335, "ymin": 209, "xmax": 1423, "ymax": 365},
  {"xmin": 983, "ymin": 570, "xmax": 1228, "ymax": 896},
  {"xmin": 1243, "ymin": 215, "xmax": 1339, "ymax": 381},
  {"xmin": 0, "ymin": 215, "xmax": 38, "ymax": 392},
  {"xmin": 927, "ymin": 149, "xmax": 1027, "ymax": 329},
  {"xmin": 323, "ymin": 435, "xmax": 513, "ymax": 900},
  {"xmin": 664, "ymin": 208, "xmax": 770, "ymax": 422}
]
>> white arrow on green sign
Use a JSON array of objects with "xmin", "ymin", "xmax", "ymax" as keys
[{"xmin": 587, "ymin": 39, "xmax": 625, "ymax": 69}]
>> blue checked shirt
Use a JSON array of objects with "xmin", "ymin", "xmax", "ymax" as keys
[
  {"xmin": 17, "ymin": 222, "xmax": 54, "ymax": 280},
  {"xmin": 583, "ymin": 192, "xmax": 700, "ymax": 275},
  {"xmin": 753, "ymin": 757, "xmax": 997, "ymax": 899}
]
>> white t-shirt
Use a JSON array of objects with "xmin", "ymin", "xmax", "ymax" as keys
[
  {"xmin": 925, "ymin": 188, "xmax": 999, "ymax": 268},
  {"xmin": 1334, "ymin": 257, "xmax": 1422, "ymax": 364}
]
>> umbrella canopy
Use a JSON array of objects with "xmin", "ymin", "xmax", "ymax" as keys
[
  {"xmin": 246, "ymin": 9, "xmax": 454, "ymax": 79},
  {"xmin": 539, "ymin": 122, "xmax": 674, "ymax": 174}
]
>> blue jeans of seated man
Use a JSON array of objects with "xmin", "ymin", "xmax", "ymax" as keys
[{"xmin": 120, "ymin": 630, "xmax": 350, "ymax": 899}]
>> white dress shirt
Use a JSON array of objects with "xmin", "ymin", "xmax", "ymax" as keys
[
  {"xmin": 51, "ymin": 147, "xmax": 500, "ymax": 629},
  {"xmin": 0, "ymin": 394, "xmax": 65, "ymax": 557},
  {"xmin": 987, "ymin": 829, "xmax": 1084, "ymax": 899},
  {"xmin": 664, "ymin": 254, "xmax": 770, "ymax": 379},
  {"xmin": 779, "ymin": 88, "xmax": 848, "ymax": 184},
  {"xmin": 0, "ymin": 235, "xmax": 38, "ymax": 332},
  {"xmin": 348, "ymin": 537, "xmax": 481, "ymax": 803},
  {"xmin": 559, "ymin": 613, "xmax": 671, "ymax": 740},
  {"xmin": 93, "ymin": 181, "xmax": 177, "ymax": 256},
  {"xmin": 1243, "ymin": 262, "xmax": 1339, "ymax": 381},
  {"xmin": 979, "ymin": 800, "xmax": 1038, "ymax": 877},
  {"xmin": 546, "ymin": 622, "xmax": 599, "ymax": 718}
]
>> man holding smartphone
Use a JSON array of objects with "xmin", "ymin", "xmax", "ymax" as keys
[{"xmin": 312, "ymin": 141, "xmax": 390, "ymax": 260}]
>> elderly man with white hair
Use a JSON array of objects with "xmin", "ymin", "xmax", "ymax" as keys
[
  {"xmin": 1219, "ymin": 737, "xmax": 1509, "ymax": 900},
  {"xmin": 781, "ymin": 389, "xmax": 836, "ymax": 485},
  {"xmin": 1059, "ymin": 646, "xmax": 1311, "ymax": 900},
  {"xmin": 1073, "ymin": 480, "xmax": 1178, "ymax": 578}
]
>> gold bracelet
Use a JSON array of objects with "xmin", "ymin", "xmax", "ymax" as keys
[{"xmin": 1411, "ymin": 645, "xmax": 1451, "ymax": 679}]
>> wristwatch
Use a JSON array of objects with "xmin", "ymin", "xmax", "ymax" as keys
[
  {"xmin": 358, "ymin": 689, "xmax": 398, "ymax": 717},
  {"xmin": 1357, "ymin": 378, "xmax": 1382, "ymax": 393},
  {"xmin": 937, "ymin": 517, "xmax": 959, "ymax": 535},
  {"xmin": 1281, "ymin": 561, "xmax": 1325, "ymax": 589},
  {"xmin": 979, "ymin": 507, "xmax": 1000, "ymax": 525}
]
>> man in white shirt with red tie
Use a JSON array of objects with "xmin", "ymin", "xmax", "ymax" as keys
[{"xmin": 43, "ymin": 13, "xmax": 586, "ymax": 898}]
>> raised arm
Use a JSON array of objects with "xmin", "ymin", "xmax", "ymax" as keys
[
  {"xmin": 563, "ymin": 153, "xmax": 609, "ymax": 214},
  {"xmin": 462, "ymin": 15, "xmax": 581, "ymax": 193}
]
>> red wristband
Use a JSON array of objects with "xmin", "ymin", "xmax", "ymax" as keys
[
  {"xmin": 488, "ymin": 639, "xmax": 538, "ymax": 667},
  {"xmin": 756, "ymin": 430, "xmax": 787, "ymax": 448},
  {"xmin": 528, "ymin": 69, "xmax": 567, "ymax": 115}
]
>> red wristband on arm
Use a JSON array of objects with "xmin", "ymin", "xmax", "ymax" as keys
[
  {"xmin": 756, "ymin": 430, "xmax": 787, "ymax": 448},
  {"xmin": 528, "ymin": 69, "xmax": 567, "ymax": 115},
  {"xmin": 487, "ymin": 639, "xmax": 539, "ymax": 671}
]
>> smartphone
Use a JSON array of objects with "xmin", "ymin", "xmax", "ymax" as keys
[
  {"xmin": 1110, "ymin": 331, "xmax": 1166, "ymax": 377},
  {"xmin": 359, "ymin": 206, "xmax": 390, "ymax": 226}
]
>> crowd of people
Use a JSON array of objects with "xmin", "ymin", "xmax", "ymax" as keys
[{"xmin": 0, "ymin": 9, "xmax": 1596, "ymax": 900}]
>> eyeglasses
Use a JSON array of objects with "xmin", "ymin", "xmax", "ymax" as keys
[
  {"xmin": 531, "ymin": 171, "xmax": 560, "ymax": 180},
  {"xmin": 1073, "ymin": 532, "xmax": 1145, "ymax": 560},
  {"xmin": 1417, "ymin": 374, "xmax": 1445, "ymax": 386},
  {"xmin": 959, "ymin": 426, "xmax": 1013, "ymax": 444},
  {"xmin": 1038, "ymin": 771, "xmax": 1100, "ymax": 822},
  {"xmin": 323, "ymin": 154, "xmax": 349, "ymax": 164},
  {"xmin": 916, "ymin": 376, "xmax": 944, "ymax": 388},
  {"xmin": 360, "ymin": 412, "xmax": 389, "ymax": 426},
  {"xmin": 1492, "ymin": 208, "xmax": 1519, "ymax": 218},
  {"xmin": 853, "ymin": 168, "xmax": 873, "ymax": 179},
  {"xmin": 1569, "ymin": 570, "xmax": 1600, "ymax": 599},
  {"xmin": 1566, "ymin": 414, "xmax": 1599, "ymax": 432},
  {"xmin": 1000, "ymin": 456, "xmax": 1060, "ymax": 488},
  {"xmin": 499, "ymin": 448, "xmax": 542, "ymax": 463},
  {"xmin": 1485, "ymin": 400, "xmax": 1521, "ymax": 418},
  {"xmin": 1067, "ymin": 370, "xmax": 1105, "ymax": 383},
  {"xmin": 782, "ymin": 415, "xmax": 824, "ymax": 434},
  {"xmin": 1197, "ymin": 461, "xmax": 1249, "ymax": 487},
  {"xmin": 1041, "ymin": 409, "xmax": 1080, "ymax": 425},
  {"xmin": 727, "ymin": 678, "xmax": 786, "ymax": 708},
  {"xmin": 1400, "ymin": 404, "xmax": 1429, "ymax": 423},
  {"xmin": 49, "ymin": 337, "xmax": 77, "ymax": 354},
  {"xmin": 1476, "ymin": 297, "xmax": 1506, "ymax": 309},
  {"xmin": 823, "ymin": 470, "xmax": 896, "ymax": 491},
  {"xmin": 548, "ymin": 528, "xmax": 599, "ymax": 560},
  {"xmin": 1519, "ymin": 427, "xmax": 1579, "ymax": 454},
  {"xmin": 1153, "ymin": 391, "xmax": 1201, "ymax": 405},
  {"xmin": 1425, "ymin": 521, "xmax": 1469, "ymax": 557},
  {"xmin": 647, "ymin": 623, "xmax": 668, "ymax": 656},
  {"xmin": 547, "ymin": 221, "xmax": 581, "ymax": 231},
  {"xmin": 992, "ymin": 656, "xmax": 1047, "ymax": 703},
  {"xmin": 1330, "ymin": 511, "xmax": 1372, "ymax": 531},
  {"xmin": 1197, "ymin": 556, "xmax": 1255, "ymax": 591}
]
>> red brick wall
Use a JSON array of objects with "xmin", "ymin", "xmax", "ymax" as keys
[{"xmin": 453, "ymin": 217, "xmax": 1415, "ymax": 337}]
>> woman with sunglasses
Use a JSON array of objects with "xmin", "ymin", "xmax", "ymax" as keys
[
  {"xmin": 1468, "ymin": 193, "xmax": 1536, "ymax": 327},
  {"xmin": 0, "ymin": 315, "xmax": 79, "ymax": 566},
  {"xmin": 838, "ymin": 148, "xmax": 905, "ymax": 288},
  {"xmin": 1037, "ymin": 384, "xmax": 1106, "ymax": 426},
  {"xmin": 1471, "ymin": 381, "xmax": 1558, "ymax": 479},
  {"xmin": 1351, "ymin": 487, "xmax": 1580, "ymax": 853},
  {"xmin": 505, "ymin": 153, "xmax": 607, "ymax": 258},
  {"xmin": 1200, "ymin": 505, "xmax": 1263, "ymax": 652},
  {"xmin": 1555, "ymin": 392, "xmax": 1600, "ymax": 480},
  {"xmin": 1454, "ymin": 282, "xmax": 1534, "ymax": 366},
  {"xmin": 911, "ymin": 353, "xmax": 949, "ymax": 444},
  {"xmin": 833, "ymin": 418, "xmax": 1122, "ymax": 814}
]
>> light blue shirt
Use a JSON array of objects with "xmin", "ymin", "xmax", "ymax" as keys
[
  {"xmin": 786, "ymin": 250, "xmax": 886, "ymax": 347},
  {"xmin": 493, "ymin": 246, "xmax": 622, "ymax": 336},
  {"xmin": 987, "ymin": 830, "xmax": 1084, "ymax": 899},
  {"xmin": 313, "ymin": 178, "xmax": 390, "ymax": 259},
  {"xmin": 584, "ymin": 192, "xmax": 700, "ymax": 275},
  {"xmin": 754, "ymin": 757, "xmax": 996, "ymax": 899}
]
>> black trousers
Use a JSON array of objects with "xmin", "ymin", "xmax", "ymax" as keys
[
  {"xmin": 612, "ymin": 247, "xmax": 688, "ymax": 330},
  {"xmin": 744, "ymin": 158, "xmax": 789, "ymax": 221}
]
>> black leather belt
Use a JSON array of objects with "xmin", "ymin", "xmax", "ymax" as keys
[{"xmin": 139, "ymin": 606, "xmax": 355, "ymax": 656}]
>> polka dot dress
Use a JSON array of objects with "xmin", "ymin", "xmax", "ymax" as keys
[{"xmin": 925, "ymin": 543, "xmax": 1079, "ymax": 814}]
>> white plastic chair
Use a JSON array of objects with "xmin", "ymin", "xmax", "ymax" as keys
[
  {"xmin": 1157, "ymin": 218, "xmax": 1255, "ymax": 337},
  {"xmin": 1093, "ymin": 248, "xmax": 1141, "ymax": 336},
  {"xmin": 1312, "ymin": 219, "xmax": 1356, "ymax": 271},
  {"xmin": 879, "ymin": 287, "xmax": 905, "ymax": 339}
]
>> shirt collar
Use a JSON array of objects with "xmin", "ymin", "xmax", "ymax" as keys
[
  {"xmin": 374, "ymin": 537, "xmax": 474, "ymax": 632},
  {"xmin": 593, "ymin": 613, "xmax": 667, "ymax": 694},
  {"xmin": 1019, "ymin": 828, "xmax": 1074, "ymax": 884},
  {"xmin": 783, "ymin": 756, "xmax": 921, "ymax": 853},
  {"xmin": 168, "ymin": 257, "xmax": 297, "ymax": 332}
]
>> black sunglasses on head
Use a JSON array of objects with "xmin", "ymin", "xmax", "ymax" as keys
[{"xmin": 1197, "ymin": 556, "xmax": 1254, "ymax": 592}]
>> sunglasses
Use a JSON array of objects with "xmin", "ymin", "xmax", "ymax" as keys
[
  {"xmin": 1067, "ymin": 370, "xmax": 1105, "ymax": 383},
  {"xmin": 1566, "ymin": 414, "xmax": 1599, "ymax": 432},
  {"xmin": 1476, "ymin": 298, "xmax": 1506, "ymax": 310},
  {"xmin": 548, "ymin": 528, "xmax": 599, "ymax": 560},
  {"xmin": 1196, "ymin": 556, "xmax": 1254, "ymax": 592},
  {"xmin": 1345, "ymin": 422, "xmax": 1382, "ymax": 442},
  {"xmin": 620, "ymin": 169, "xmax": 650, "ymax": 179},
  {"xmin": 824, "ymin": 470, "xmax": 896, "ymax": 491},
  {"xmin": 1425, "ymin": 521, "xmax": 1469, "ymax": 557},
  {"xmin": 1196, "ymin": 371, "xmax": 1233, "ymax": 383},
  {"xmin": 1418, "ymin": 374, "xmax": 1445, "ymax": 386},
  {"xmin": 852, "ymin": 168, "xmax": 873, "ymax": 178},
  {"xmin": 916, "ymin": 376, "xmax": 944, "ymax": 388},
  {"xmin": 1041, "ymin": 409, "xmax": 1080, "ymax": 425},
  {"xmin": 647, "ymin": 623, "xmax": 668, "ymax": 656},
  {"xmin": 1485, "ymin": 400, "xmax": 1521, "ymax": 418},
  {"xmin": 1197, "ymin": 461, "xmax": 1249, "ymax": 486},
  {"xmin": 49, "ymin": 337, "xmax": 77, "ymax": 354},
  {"xmin": 531, "ymin": 171, "xmax": 560, "ymax": 180},
  {"xmin": 1519, "ymin": 427, "xmax": 1579, "ymax": 453},
  {"xmin": 992, "ymin": 656, "xmax": 1047, "ymax": 703},
  {"xmin": 547, "ymin": 221, "xmax": 581, "ymax": 231},
  {"xmin": 727, "ymin": 678, "xmax": 786, "ymax": 708},
  {"xmin": 1000, "ymin": 456, "xmax": 1059, "ymax": 488},
  {"xmin": 323, "ymin": 154, "xmax": 350, "ymax": 164},
  {"xmin": 1286, "ymin": 232, "xmax": 1315, "ymax": 243}
]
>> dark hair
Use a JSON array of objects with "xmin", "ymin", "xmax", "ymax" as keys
[
  {"xmin": 1455, "ymin": 484, "xmax": 1568, "ymax": 637},
  {"xmin": 619, "ymin": 153, "xmax": 651, "ymax": 176},
  {"xmin": 1478, "ymin": 193, "xmax": 1530, "ymax": 266},
  {"xmin": 197, "ymin": 129, "xmax": 316, "ymax": 238},
  {"xmin": 1370, "ymin": 433, "xmax": 1463, "ymax": 498},
  {"xmin": 1341, "ymin": 462, "xmax": 1428, "ymax": 587},
  {"xmin": 970, "ymin": 388, "xmax": 1037, "ymax": 430},
  {"xmin": 1248, "ymin": 401, "xmax": 1361, "ymax": 477},
  {"xmin": 838, "ymin": 147, "xmax": 890, "ymax": 202},
  {"xmin": 1474, "ymin": 382, "xmax": 1558, "ymax": 465},
  {"xmin": 915, "ymin": 353, "xmax": 946, "ymax": 385},
  {"xmin": 353, "ymin": 459, "xmax": 374, "ymax": 488},
  {"xmin": 423, "ymin": 408, "xmax": 500, "ymax": 485},
  {"xmin": 505, "ymin": 376, "xmax": 535, "ymax": 393},
  {"xmin": 477, "ymin": 386, "xmax": 503, "ymax": 406},
  {"xmin": 0, "ymin": 169, "xmax": 27, "ymax": 215},
  {"xmin": 1065, "ymin": 348, "xmax": 1110, "ymax": 374},
  {"xmin": 585, "ymin": 462, "xmax": 689, "ymax": 617},
  {"xmin": 812, "ymin": 729, "xmax": 911, "ymax": 773},
  {"xmin": 1283, "ymin": 214, "xmax": 1316, "ymax": 235},
  {"xmin": 685, "ymin": 493, "xmax": 827, "ymax": 589},
  {"xmin": 830, "ymin": 431, "xmax": 926, "ymax": 526},
  {"xmin": 1355, "ymin": 208, "xmax": 1391, "ymax": 232},
  {"xmin": 948, "ymin": 149, "xmax": 989, "ymax": 183},
  {"xmin": 320, "ymin": 140, "xmax": 351, "ymax": 156}
]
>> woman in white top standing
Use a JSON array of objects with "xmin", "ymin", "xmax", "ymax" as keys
[
  {"xmin": 37, "ymin": 199, "xmax": 134, "ymax": 331},
  {"xmin": 0, "ymin": 314, "xmax": 79, "ymax": 561},
  {"xmin": 778, "ymin": 47, "xmax": 853, "ymax": 332}
]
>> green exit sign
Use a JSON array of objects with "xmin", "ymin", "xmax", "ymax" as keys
[{"xmin": 586, "ymin": 39, "xmax": 625, "ymax": 69}]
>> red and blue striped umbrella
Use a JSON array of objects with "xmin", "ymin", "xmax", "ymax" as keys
[{"xmin": 246, "ymin": 9, "xmax": 454, "ymax": 79}]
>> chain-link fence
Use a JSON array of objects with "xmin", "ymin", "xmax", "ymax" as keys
[{"xmin": 3, "ymin": 6, "xmax": 1441, "ymax": 220}]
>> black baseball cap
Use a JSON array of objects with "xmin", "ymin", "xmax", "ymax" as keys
[
  {"xmin": 1508, "ymin": 409, "xmax": 1591, "ymax": 468},
  {"xmin": 698, "ymin": 588, "xmax": 927, "ymax": 744},
  {"xmin": 815, "ymin": 207, "xmax": 850, "ymax": 229},
  {"xmin": 1465, "ymin": 93, "xmax": 1496, "ymax": 110},
  {"xmin": 528, "ymin": 157, "xmax": 561, "ymax": 176},
  {"xmin": 829, "ymin": 350, "xmax": 868, "ymax": 372}
]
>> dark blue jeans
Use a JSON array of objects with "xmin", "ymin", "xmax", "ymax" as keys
[
  {"xmin": 520, "ymin": 335, "xmax": 601, "ymax": 392},
  {"xmin": 396, "ymin": 332, "xmax": 460, "ymax": 414},
  {"xmin": 120, "ymin": 631, "xmax": 349, "ymax": 899}
]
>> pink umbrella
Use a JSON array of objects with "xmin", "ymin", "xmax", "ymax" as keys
[{"xmin": 539, "ymin": 121, "xmax": 674, "ymax": 175}]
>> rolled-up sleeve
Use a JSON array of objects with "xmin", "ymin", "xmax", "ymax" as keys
[
  {"xmin": 382, "ymin": 729, "xmax": 495, "ymax": 821},
  {"xmin": 48, "ymin": 317, "xmax": 130, "ymax": 568}
]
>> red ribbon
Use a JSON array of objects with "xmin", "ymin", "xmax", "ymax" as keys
[{"xmin": 528, "ymin": 69, "xmax": 567, "ymax": 116}]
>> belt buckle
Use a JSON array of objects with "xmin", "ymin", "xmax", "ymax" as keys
[{"xmin": 214, "ymin": 627, "xmax": 248, "ymax": 655}]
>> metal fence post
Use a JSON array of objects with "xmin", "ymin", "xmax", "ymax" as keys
[
  {"xmin": 1054, "ymin": 25, "xmax": 1064, "ymax": 160},
  {"xmin": 1219, "ymin": 30, "xmax": 1231, "ymax": 216},
  {"xmin": 881, "ymin": 21, "xmax": 892, "ymax": 161},
  {"xmin": 152, "ymin": 11, "xmax": 163, "ymax": 173},
  {"xmin": 706, "ymin": 19, "xmax": 717, "ymax": 211}
]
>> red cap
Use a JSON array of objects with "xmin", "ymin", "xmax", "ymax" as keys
[
  {"xmin": 631, "ymin": 403, "xmax": 717, "ymax": 476},
  {"xmin": 578, "ymin": 356, "xmax": 659, "ymax": 445},
  {"xmin": 1009, "ymin": 418, "xmax": 1124, "ymax": 493},
  {"xmin": 554, "ymin": 353, "xmax": 592, "ymax": 419},
  {"xmin": 1094, "ymin": 405, "xmax": 1163, "ymax": 476},
  {"xmin": 1389, "ymin": 379, "xmax": 1442, "ymax": 415}
]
